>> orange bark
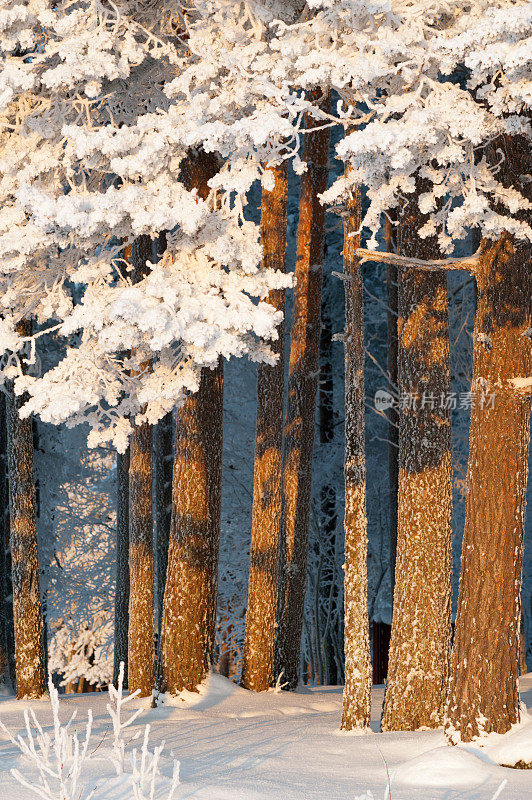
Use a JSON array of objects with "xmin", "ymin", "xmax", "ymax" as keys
[
  {"xmin": 276, "ymin": 93, "xmax": 330, "ymax": 689},
  {"xmin": 446, "ymin": 234, "xmax": 531, "ymax": 740},
  {"xmin": 383, "ymin": 198, "xmax": 453, "ymax": 731},
  {"xmin": 7, "ymin": 320, "xmax": 45, "ymax": 699},
  {"xmin": 341, "ymin": 177, "xmax": 371, "ymax": 730},
  {"xmin": 160, "ymin": 149, "xmax": 223, "ymax": 694},
  {"xmin": 161, "ymin": 361, "xmax": 223, "ymax": 692},
  {"xmin": 446, "ymin": 135, "xmax": 531, "ymax": 741},
  {"xmin": 128, "ymin": 235, "xmax": 155, "ymax": 698},
  {"xmin": 242, "ymin": 163, "xmax": 288, "ymax": 692}
]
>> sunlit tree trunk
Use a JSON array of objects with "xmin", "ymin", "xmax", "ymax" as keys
[
  {"xmin": 242, "ymin": 162, "xmax": 288, "ymax": 692},
  {"xmin": 128, "ymin": 235, "xmax": 155, "ymax": 698},
  {"xmin": 445, "ymin": 232, "xmax": 531, "ymax": 741},
  {"xmin": 113, "ymin": 446, "xmax": 130, "ymax": 686},
  {"xmin": 160, "ymin": 148, "xmax": 223, "ymax": 694},
  {"xmin": 7, "ymin": 320, "xmax": 45, "ymax": 699},
  {"xmin": 161, "ymin": 360, "xmax": 223, "ymax": 692},
  {"xmin": 340, "ymin": 178, "xmax": 371, "ymax": 730},
  {"xmin": 382, "ymin": 200, "xmax": 453, "ymax": 731},
  {"xmin": 155, "ymin": 412, "xmax": 173, "ymax": 638},
  {"xmin": 276, "ymin": 93, "xmax": 330, "ymax": 689}
]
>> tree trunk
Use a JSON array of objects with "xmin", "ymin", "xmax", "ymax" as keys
[
  {"xmin": 385, "ymin": 217, "xmax": 399, "ymax": 593},
  {"xmin": 340, "ymin": 180, "xmax": 372, "ymax": 730},
  {"xmin": 128, "ymin": 235, "xmax": 155, "ymax": 698},
  {"xmin": 318, "ymin": 268, "xmax": 340, "ymax": 686},
  {"xmin": 160, "ymin": 360, "xmax": 223, "ymax": 693},
  {"xmin": 0, "ymin": 393, "xmax": 10, "ymax": 689},
  {"xmin": 155, "ymin": 412, "xmax": 173, "ymax": 639},
  {"xmin": 276, "ymin": 93, "xmax": 330, "ymax": 689},
  {"xmin": 382, "ymin": 203, "xmax": 453, "ymax": 731},
  {"xmin": 160, "ymin": 148, "xmax": 223, "ymax": 694},
  {"xmin": 113, "ymin": 446, "xmax": 130, "ymax": 686},
  {"xmin": 445, "ymin": 233, "xmax": 531, "ymax": 741},
  {"xmin": 6, "ymin": 320, "xmax": 45, "ymax": 699},
  {"xmin": 242, "ymin": 162, "xmax": 288, "ymax": 692}
]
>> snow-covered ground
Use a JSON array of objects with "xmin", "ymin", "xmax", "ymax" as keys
[{"xmin": 1, "ymin": 674, "xmax": 532, "ymax": 800}]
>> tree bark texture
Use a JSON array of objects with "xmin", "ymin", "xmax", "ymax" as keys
[
  {"xmin": 128, "ymin": 234, "xmax": 155, "ymax": 698},
  {"xmin": 160, "ymin": 148, "xmax": 223, "ymax": 694},
  {"xmin": 242, "ymin": 162, "xmax": 288, "ymax": 692},
  {"xmin": 0, "ymin": 393, "xmax": 10, "ymax": 688},
  {"xmin": 386, "ymin": 217, "xmax": 399, "ymax": 593},
  {"xmin": 318, "ymin": 269, "xmax": 340, "ymax": 686},
  {"xmin": 340, "ymin": 179, "xmax": 372, "ymax": 731},
  {"xmin": 276, "ymin": 93, "xmax": 331, "ymax": 689},
  {"xmin": 445, "ymin": 233, "xmax": 531, "ymax": 741},
  {"xmin": 161, "ymin": 360, "xmax": 224, "ymax": 693},
  {"xmin": 7, "ymin": 320, "xmax": 45, "ymax": 699},
  {"xmin": 155, "ymin": 412, "xmax": 173, "ymax": 638},
  {"xmin": 113, "ymin": 446, "xmax": 130, "ymax": 686},
  {"xmin": 382, "ymin": 203, "xmax": 453, "ymax": 731}
]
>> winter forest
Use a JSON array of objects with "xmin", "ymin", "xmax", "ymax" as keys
[{"xmin": 0, "ymin": 1, "xmax": 531, "ymax": 799}]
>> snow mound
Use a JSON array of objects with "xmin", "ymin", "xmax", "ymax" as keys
[
  {"xmin": 156, "ymin": 672, "xmax": 247, "ymax": 709},
  {"xmin": 394, "ymin": 745, "xmax": 495, "ymax": 787},
  {"xmin": 481, "ymin": 717, "xmax": 532, "ymax": 768}
]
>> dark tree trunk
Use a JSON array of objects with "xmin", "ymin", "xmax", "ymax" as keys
[
  {"xmin": 0, "ymin": 393, "xmax": 10, "ymax": 689},
  {"xmin": 128, "ymin": 235, "xmax": 155, "ymax": 698},
  {"xmin": 242, "ymin": 162, "xmax": 288, "ymax": 692},
  {"xmin": 340, "ymin": 178, "xmax": 372, "ymax": 731},
  {"xmin": 445, "ymin": 234, "xmax": 531, "ymax": 741},
  {"xmin": 276, "ymin": 92, "xmax": 331, "ymax": 689},
  {"xmin": 382, "ymin": 200, "xmax": 453, "ymax": 731},
  {"xmin": 113, "ymin": 447, "xmax": 130, "ymax": 685},
  {"xmin": 6, "ymin": 320, "xmax": 45, "ymax": 699},
  {"xmin": 319, "ymin": 269, "xmax": 339, "ymax": 686},
  {"xmin": 155, "ymin": 413, "xmax": 173, "ymax": 639},
  {"xmin": 160, "ymin": 360, "xmax": 224, "ymax": 693},
  {"xmin": 385, "ymin": 217, "xmax": 399, "ymax": 592}
]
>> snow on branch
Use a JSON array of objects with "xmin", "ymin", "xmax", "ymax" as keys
[
  {"xmin": 0, "ymin": 667, "xmax": 180, "ymax": 800},
  {"xmin": 354, "ymin": 248, "xmax": 480, "ymax": 274}
]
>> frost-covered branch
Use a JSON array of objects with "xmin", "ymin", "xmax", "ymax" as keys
[{"xmin": 354, "ymin": 248, "xmax": 481, "ymax": 273}]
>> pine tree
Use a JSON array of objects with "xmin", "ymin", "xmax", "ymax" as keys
[
  {"xmin": 242, "ymin": 162, "xmax": 288, "ymax": 692},
  {"xmin": 154, "ymin": 411, "xmax": 173, "ymax": 638},
  {"xmin": 446, "ymin": 137, "xmax": 532, "ymax": 742},
  {"xmin": 160, "ymin": 149, "xmax": 224, "ymax": 694},
  {"xmin": 113, "ymin": 446, "xmax": 130, "ymax": 686},
  {"xmin": 6, "ymin": 320, "xmax": 46, "ymax": 699},
  {"xmin": 382, "ymin": 198, "xmax": 453, "ymax": 731},
  {"xmin": 317, "ymin": 268, "xmax": 340, "ymax": 685},
  {"xmin": 385, "ymin": 218, "xmax": 399, "ymax": 591},
  {"xmin": 276, "ymin": 93, "xmax": 330, "ymax": 689},
  {"xmin": 0, "ymin": 392, "xmax": 10, "ymax": 689},
  {"xmin": 340, "ymin": 178, "xmax": 371, "ymax": 730},
  {"xmin": 128, "ymin": 235, "xmax": 156, "ymax": 698},
  {"xmin": 160, "ymin": 361, "xmax": 223, "ymax": 693},
  {"xmin": 113, "ymin": 241, "xmax": 132, "ymax": 688}
]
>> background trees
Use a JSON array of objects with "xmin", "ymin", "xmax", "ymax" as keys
[{"xmin": 0, "ymin": 0, "xmax": 529, "ymax": 744}]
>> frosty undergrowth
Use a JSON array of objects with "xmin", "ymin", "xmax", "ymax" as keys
[{"xmin": 0, "ymin": 664, "xmax": 179, "ymax": 800}]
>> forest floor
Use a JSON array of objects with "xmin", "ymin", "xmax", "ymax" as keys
[{"xmin": 1, "ymin": 674, "xmax": 532, "ymax": 800}]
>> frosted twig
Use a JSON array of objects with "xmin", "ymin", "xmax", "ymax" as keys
[
  {"xmin": 107, "ymin": 661, "xmax": 143, "ymax": 774},
  {"xmin": 274, "ymin": 671, "xmax": 289, "ymax": 693}
]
